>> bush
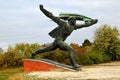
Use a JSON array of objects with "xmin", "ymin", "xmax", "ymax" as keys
[
  {"xmin": 88, "ymin": 52, "xmax": 103, "ymax": 64},
  {"xmin": 75, "ymin": 49, "xmax": 91, "ymax": 65},
  {"xmin": 0, "ymin": 54, "xmax": 4, "ymax": 68},
  {"xmin": 3, "ymin": 52, "xmax": 24, "ymax": 68},
  {"xmin": 102, "ymin": 54, "xmax": 111, "ymax": 62}
]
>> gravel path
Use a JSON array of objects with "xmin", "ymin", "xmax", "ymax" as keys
[{"xmin": 27, "ymin": 61, "xmax": 120, "ymax": 80}]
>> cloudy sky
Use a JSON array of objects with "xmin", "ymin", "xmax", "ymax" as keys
[{"xmin": 0, "ymin": 0, "xmax": 120, "ymax": 51}]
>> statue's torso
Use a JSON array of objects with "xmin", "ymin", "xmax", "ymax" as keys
[{"xmin": 49, "ymin": 22, "xmax": 75, "ymax": 41}]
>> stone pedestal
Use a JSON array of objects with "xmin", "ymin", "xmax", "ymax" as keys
[{"xmin": 23, "ymin": 59, "xmax": 76, "ymax": 72}]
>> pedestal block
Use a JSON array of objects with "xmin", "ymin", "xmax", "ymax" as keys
[{"xmin": 23, "ymin": 59, "xmax": 76, "ymax": 72}]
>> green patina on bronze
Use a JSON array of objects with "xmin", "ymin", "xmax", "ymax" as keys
[{"xmin": 59, "ymin": 12, "xmax": 92, "ymax": 21}]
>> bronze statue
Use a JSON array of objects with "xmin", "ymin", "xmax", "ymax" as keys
[{"xmin": 31, "ymin": 5, "xmax": 98, "ymax": 70}]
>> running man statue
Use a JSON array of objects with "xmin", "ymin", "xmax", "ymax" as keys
[{"xmin": 31, "ymin": 5, "xmax": 98, "ymax": 70}]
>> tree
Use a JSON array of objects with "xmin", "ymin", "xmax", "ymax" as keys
[
  {"xmin": 14, "ymin": 43, "xmax": 41, "ymax": 58},
  {"xmin": 3, "ymin": 52, "xmax": 23, "ymax": 67},
  {"xmin": 0, "ymin": 48, "xmax": 3, "ymax": 54},
  {"xmin": 93, "ymin": 25, "xmax": 120, "ymax": 61},
  {"xmin": 5, "ymin": 45, "xmax": 24, "ymax": 67},
  {"xmin": 82, "ymin": 39, "xmax": 92, "ymax": 47},
  {"xmin": 0, "ymin": 53, "xmax": 4, "ymax": 67}
]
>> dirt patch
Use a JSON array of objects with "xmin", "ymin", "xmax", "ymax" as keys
[{"xmin": 27, "ymin": 61, "xmax": 120, "ymax": 80}]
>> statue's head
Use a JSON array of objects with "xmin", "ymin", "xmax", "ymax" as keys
[{"xmin": 68, "ymin": 16, "xmax": 76, "ymax": 25}]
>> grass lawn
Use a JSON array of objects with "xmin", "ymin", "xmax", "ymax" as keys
[
  {"xmin": 0, "ymin": 67, "xmax": 24, "ymax": 80},
  {"xmin": 0, "ymin": 67, "xmax": 55, "ymax": 80}
]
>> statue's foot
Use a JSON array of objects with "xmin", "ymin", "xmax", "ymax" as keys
[
  {"xmin": 73, "ymin": 64, "xmax": 82, "ymax": 70},
  {"xmin": 31, "ymin": 52, "xmax": 35, "ymax": 59}
]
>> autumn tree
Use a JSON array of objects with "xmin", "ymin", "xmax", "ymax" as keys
[
  {"xmin": 0, "ymin": 48, "xmax": 3, "ymax": 54},
  {"xmin": 0, "ymin": 46, "xmax": 23, "ymax": 67},
  {"xmin": 93, "ymin": 25, "xmax": 120, "ymax": 61},
  {"xmin": 14, "ymin": 43, "xmax": 41, "ymax": 58},
  {"xmin": 0, "ymin": 53, "xmax": 4, "ymax": 67},
  {"xmin": 82, "ymin": 39, "xmax": 92, "ymax": 47}
]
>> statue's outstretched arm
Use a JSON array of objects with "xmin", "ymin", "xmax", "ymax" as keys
[
  {"xmin": 75, "ymin": 19, "xmax": 98, "ymax": 29},
  {"xmin": 40, "ymin": 5, "xmax": 64, "ymax": 25}
]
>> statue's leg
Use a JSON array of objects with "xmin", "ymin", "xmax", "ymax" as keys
[
  {"xmin": 57, "ymin": 41, "xmax": 80, "ymax": 70},
  {"xmin": 31, "ymin": 43, "xmax": 57, "ymax": 58}
]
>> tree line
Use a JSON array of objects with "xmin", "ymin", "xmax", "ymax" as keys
[{"xmin": 0, "ymin": 24, "xmax": 120, "ymax": 68}]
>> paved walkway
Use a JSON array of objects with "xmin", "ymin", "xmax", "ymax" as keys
[{"xmin": 27, "ymin": 61, "xmax": 120, "ymax": 80}]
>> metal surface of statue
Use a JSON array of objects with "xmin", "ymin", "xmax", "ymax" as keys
[{"xmin": 31, "ymin": 5, "xmax": 98, "ymax": 70}]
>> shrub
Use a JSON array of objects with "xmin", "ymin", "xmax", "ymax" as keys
[
  {"xmin": 102, "ymin": 54, "xmax": 111, "ymax": 62},
  {"xmin": 88, "ymin": 52, "xmax": 103, "ymax": 64},
  {"xmin": 3, "ymin": 52, "xmax": 23, "ymax": 68},
  {"xmin": 76, "ymin": 53, "xmax": 92, "ymax": 65},
  {"xmin": 0, "ymin": 54, "xmax": 4, "ymax": 68}
]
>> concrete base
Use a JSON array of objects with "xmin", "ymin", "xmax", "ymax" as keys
[{"xmin": 23, "ymin": 59, "xmax": 77, "ymax": 72}]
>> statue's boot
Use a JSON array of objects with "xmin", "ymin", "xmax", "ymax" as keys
[
  {"xmin": 73, "ymin": 64, "xmax": 81, "ymax": 70},
  {"xmin": 69, "ymin": 52, "xmax": 81, "ymax": 70},
  {"xmin": 31, "ymin": 52, "xmax": 36, "ymax": 59},
  {"xmin": 73, "ymin": 62, "xmax": 81, "ymax": 70}
]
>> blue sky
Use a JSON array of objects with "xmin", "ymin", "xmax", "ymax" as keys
[{"xmin": 0, "ymin": 0, "xmax": 120, "ymax": 51}]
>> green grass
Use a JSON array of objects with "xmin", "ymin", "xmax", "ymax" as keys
[
  {"xmin": 0, "ymin": 67, "xmax": 58, "ymax": 80},
  {"xmin": 0, "ymin": 67, "xmax": 67, "ymax": 80},
  {"xmin": 0, "ymin": 67, "xmax": 23, "ymax": 80}
]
